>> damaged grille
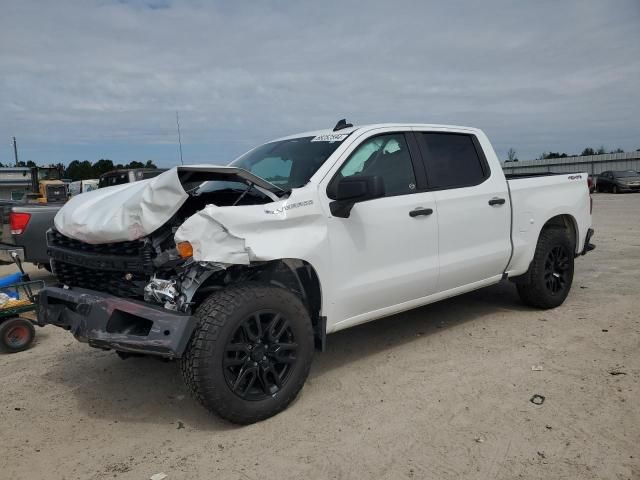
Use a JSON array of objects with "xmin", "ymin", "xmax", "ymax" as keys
[{"xmin": 47, "ymin": 230, "xmax": 154, "ymax": 298}]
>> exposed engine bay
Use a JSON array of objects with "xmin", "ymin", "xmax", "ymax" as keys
[{"xmin": 49, "ymin": 168, "xmax": 286, "ymax": 313}]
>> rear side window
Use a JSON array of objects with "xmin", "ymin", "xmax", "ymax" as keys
[{"xmin": 417, "ymin": 133, "xmax": 487, "ymax": 189}]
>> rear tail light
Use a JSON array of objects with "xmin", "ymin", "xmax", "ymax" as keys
[{"xmin": 10, "ymin": 212, "xmax": 31, "ymax": 235}]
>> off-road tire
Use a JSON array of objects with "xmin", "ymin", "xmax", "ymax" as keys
[
  {"xmin": 0, "ymin": 317, "xmax": 36, "ymax": 353},
  {"xmin": 517, "ymin": 227, "xmax": 575, "ymax": 309},
  {"xmin": 180, "ymin": 283, "xmax": 314, "ymax": 424}
]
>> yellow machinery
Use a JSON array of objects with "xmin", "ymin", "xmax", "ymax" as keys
[{"xmin": 29, "ymin": 167, "xmax": 67, "ymax": 204}]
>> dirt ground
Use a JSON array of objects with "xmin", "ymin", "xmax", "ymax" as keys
[{"xmin": 0, "ymin": 193, "xmax": 638, "ymax": 480}]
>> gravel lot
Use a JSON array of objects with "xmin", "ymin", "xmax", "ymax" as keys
[{"xmin": 0, "ymin": 193, "xmax": 638, "ymax": 480}]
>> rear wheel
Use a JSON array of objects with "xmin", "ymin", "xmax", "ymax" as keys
[
  {"xmin": 517, "ymin": 228, "xmax": 575, "ymax": 309},
  {"xmin": 0, "ymin": 317, "xmax": 36, "ymax": 353},
  {"xmin": 180, "ymin": 283, "xmax": 314, "ymax": 424}
]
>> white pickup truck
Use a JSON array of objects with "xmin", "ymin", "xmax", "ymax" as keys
[{"xmin": 38, "ymin": 121, "xmax": 594, "ymax": 424}]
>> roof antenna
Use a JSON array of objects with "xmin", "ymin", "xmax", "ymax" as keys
[
  {"xmin": 333, "ymin": 118, "xmax": 353, "ymax": 131},
  {"xmin": 176, "ymin": 111, "xmax": 184, "ymax": 165}
]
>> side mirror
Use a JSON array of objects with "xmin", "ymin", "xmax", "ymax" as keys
[{"xmin": 329, "ymin": 175, "xmax": 385, "ymax": 218}]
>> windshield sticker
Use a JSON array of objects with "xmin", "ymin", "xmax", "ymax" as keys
[
  {"xmin": 311, "ymin": 134, "xmax": 349, "ymax": 143},
  {"xmin": 264, "ymin": 200, "xmax": 313, "ymax": 215}
]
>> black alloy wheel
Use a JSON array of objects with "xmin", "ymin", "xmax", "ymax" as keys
[
  {"xmin": 543, "ymin": 246, "xmax": 570, "ymax": 296},
  {"xmin": 180, "ymin": 283, "xmax": 314, "ymax": 424},
  {"xmin": 223, "ymin": 310, "xmax": 297, "ymax": 401}
]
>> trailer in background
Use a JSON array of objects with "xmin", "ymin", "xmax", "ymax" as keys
[{"xmin": 68, "ymin": 179, "xmax": 99, "ymax": 197}]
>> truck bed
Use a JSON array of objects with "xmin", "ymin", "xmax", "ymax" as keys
[
  {"xmin": 505, "ymin": 171, "xmax": 583, "ymax": 180},
  {"xmin": 506, "ymin": 172, "xmax": 591, "ymax": 276}
]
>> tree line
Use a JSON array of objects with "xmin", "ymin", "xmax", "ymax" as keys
[
  {"xmin": 64, "ymin": 159, "xmax": 157, "ymax": 180},
  {"xmin": 0, "ymin": 159, "xmax": 158, "ymax": 181},
  {"xmin": 505, "ymin": 146, "xmax": 640, "ymax": 163}
]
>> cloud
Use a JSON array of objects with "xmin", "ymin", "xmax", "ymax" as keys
[{"xmin": 1, "ymin": 0, "xmax": 639, "ymax": 165}]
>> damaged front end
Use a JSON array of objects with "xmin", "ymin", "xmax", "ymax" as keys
[
  {"xmin": 40, "ymin": 229, "xmax": 223, "ymax": 357},
  {"xmin": 40, "ymin": 225, "xmax": 234, "ymax": 358},
  {"xmin": 39, "ymin": 166, "xmax": 286, "ymax": 357}
]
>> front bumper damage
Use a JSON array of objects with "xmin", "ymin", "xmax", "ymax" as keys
[{"xmin": 37, "ymin": 286, "xmax": 195, "ymax": 358}]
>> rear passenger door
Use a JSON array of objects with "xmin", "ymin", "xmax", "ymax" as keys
[{"xmin": 414, "ymin": 130, "xmax": 511, "ymax": 292}]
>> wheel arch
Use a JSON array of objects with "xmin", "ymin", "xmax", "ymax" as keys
[
  {"xmin": 540, "ymin": 214, "xmax": 579, "ymax": 251},
  {"xmin": 194, "ymin": 258, "xmax": 326, "ymax": 350},
  {"xmin": 511, "ymin": 213, "xmax": 579, "ymax": 285},
  {"xmin": 242, "ymin": 258, "xmax": 325, "ymax": 351}
]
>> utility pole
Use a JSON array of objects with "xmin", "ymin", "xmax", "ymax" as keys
[
  {"xmin": 176, "ymin": 111, "xmax": 184, "ymax": 165},
  {"xmin": 12, "ymin": 136, "xmax": 19, "ymax": 166}
]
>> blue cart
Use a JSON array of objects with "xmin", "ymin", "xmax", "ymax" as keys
[{"xmin": 0, "ymin": 253, "xmax": 44, "ymax": 353}]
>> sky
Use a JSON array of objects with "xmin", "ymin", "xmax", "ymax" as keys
[{"xmin": 1, "ymin": 0, "xmax": 639, "ymax": 168}]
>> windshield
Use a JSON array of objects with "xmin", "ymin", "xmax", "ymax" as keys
[
  {"xmin": 37, "ymin": 168, "xmax": 61, "ymax": 181},
  {"xmin": 614, "ymin": 171, "xmax": 640, "ymax": 178},
  {"xmin": 229, "ymin": 135, "xmax": 347, "ymax": 189}
]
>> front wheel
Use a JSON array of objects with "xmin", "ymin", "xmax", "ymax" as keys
[
  {"xmin": 517, "ymin": 228, "xmax": 575, "ymax": 309},
  {"xmin": 612, "ymin": 185, "xmax": 619, "ymax": 194},
  {"xmin": 180, "ymin": 284, "xmax": 314, "ymax": 424}
]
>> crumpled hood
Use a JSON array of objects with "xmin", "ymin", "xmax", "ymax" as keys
[
  {"xmin": 54, "ymin": 167, "xmax": 189, "ymax": 244},
  {"xmin": 54, "ymin": 165, "xmax": 283, "ymax": 244}
]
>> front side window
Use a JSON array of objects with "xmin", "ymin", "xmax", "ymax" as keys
[
  {"xmin": 418, "ymin": 133, "xmax": 487, "ymax": 189},
  {"xmin": 230, "ymin": 136, "xmax": 345, "ymax": 190},
  {"xmin": 334, "ymin": 133, "xmax": 416, "ymax": 196}
]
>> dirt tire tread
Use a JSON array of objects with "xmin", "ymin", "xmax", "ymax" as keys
[
  {"xmin": 180, "ymin": 283, "xmax": 313, "ymax": 424},
  {"xmin": 517, "ymin": 227, "xmax": 575, "ymax": 309}
]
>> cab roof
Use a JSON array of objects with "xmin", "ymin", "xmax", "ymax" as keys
[{"xmin": 273, "ymin": 123, "xmax": 481, "ymax": 142}]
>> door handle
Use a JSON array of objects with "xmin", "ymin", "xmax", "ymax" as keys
[
  {"xmin": 409, "ymin": 207, "xmax": 433, "ymax": 217},
  {"xmin": 488, "ymin": 197, "xmax": 506, "ymax": 206}
]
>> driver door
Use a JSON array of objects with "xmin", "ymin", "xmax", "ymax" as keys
[{"xmin": 323, "ymin": 131, "xmax": 439, "ymax": 329}]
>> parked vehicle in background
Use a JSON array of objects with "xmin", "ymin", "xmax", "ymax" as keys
[
  {"xmin": 1, "ymin": 205, "xmax": 62, "ymax": 268},
  {"xmin": 37, "ymin": 122, "xmax": 595, "ymax": 424},
  {"xmin": 0, "ymin": 168, "xmax": 164, "ymax": 267},
  {"xmin": 99, "ymin": 168, "xmax": 166, "ymax": 188},
  {"xmin": 68, "ymin": 179, "xmax": 99, "ymax": 197},
  {"xmin": 27, "ymin": 166, "xmax": 67, "ymax": 204},
  {"xmin": 595, "ymin": 170, "xmax": 640, "ymax": 193}
]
